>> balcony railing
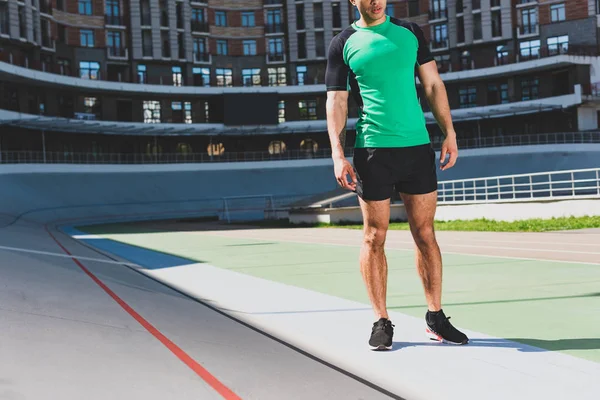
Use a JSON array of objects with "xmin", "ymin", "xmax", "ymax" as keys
[
  {"xmin": 518, "ymin": 23, "xmax": 539, "ymax": 36},
  {"xmin": 429, "ymin": 8, "xmax": 448, "ymax": 20},
  {"xmin": 265, "ymin": 23, "xmax": 284, "ymax": 34},
  {"xmin": 193, "ymin": 52, "xmax": 210, "ymax": 62},
  {"xmin": 431, "ymin": 39, "xmax": 449, "ymax": 50},
  {"xmin": 267, "ymin": 52, "xmax": 285, "ymax": 63},
  {"xmin": 191, "ymin": 20, "xmax": 209, "ymax": 32},
  {"xmin": 105, "ymin": 14, "xmax": 126, "ymax": 26},
  {"xmin": 2, "ymin": 133, "xmax": 599, "ymax": 165},
  {"xmin": 107, "ymin": 46, "xmax": 128, "ymax": 58}
]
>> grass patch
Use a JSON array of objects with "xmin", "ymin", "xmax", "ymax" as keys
[{"xmin": 245, "ymin": 216, "xmax": 600, "ymax": 232}]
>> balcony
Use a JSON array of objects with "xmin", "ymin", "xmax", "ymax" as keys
[
  {"xmin": 193, "ymin": 52, "xmax": 211, "ymax": 63},
  {"xmin": 191, "ymin": 20, "xmax": 209, "ymax": 32},
  {"xmin": 429, "ymin": 8, "xmax": 448, "ymax": 21},
  {"xmin": 431, "ymin": 39, "xmax": 449, "ymax": 50},
  {"xmin": 267, "ymin": 52, "xmax": 285, "ymax": 63},
  {"xmin": 518, "ymin": 23, "xmax": 539, "ymax": 38},
  {"xmin": 105, "ymin": 14, "xmax": 126, "ymax": 26},
  {"xmin": 107, "ymin": 46, "xmax": 128, "ymax": 59},
  {"xmin": 41, "ymin": 36, "xmax": 55, "ymax": 51},
  {"xmin": 265, "ymin": 23, "xmax": 284, "ymax": 34},
  {"xmin": 39, "ymin": 0, "xmax": 52, "ymax": 15}
]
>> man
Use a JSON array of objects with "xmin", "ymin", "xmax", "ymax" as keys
[{"xmin": 325, "ymin": 0, "xmax": 468, "ymax": 350}]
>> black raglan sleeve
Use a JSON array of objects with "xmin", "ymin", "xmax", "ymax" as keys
[
  {"xmin": 325, "ymin": 35, "xmax": 350, "ymax": 91},
  {"xmin": 409, "ymin": 22, "xmax": 434, "ymax": 66}
]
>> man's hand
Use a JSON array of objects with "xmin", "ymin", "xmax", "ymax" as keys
[
  {"xmin": 333, "ymin": 156, "xmax": 357, "ymax": 191},
  {"xmin": 440, "ymin": 133, "xmax": 458, "ymax": 171}
]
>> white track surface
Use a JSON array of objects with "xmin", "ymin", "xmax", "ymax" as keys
[{"xmin": 71, "ymin": 227, "xmax": 600, "ymax": 400}]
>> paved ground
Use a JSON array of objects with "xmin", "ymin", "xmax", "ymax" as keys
[
  {"xmin": 0, "ymin": 220, "xmax": 397, "ymax": 400},
  {"xmin": 78, "ymin": 220, "xmax": 600, "ymax": 363}
]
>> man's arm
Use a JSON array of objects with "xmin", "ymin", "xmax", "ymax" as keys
[
  {"xmin": 417, "ymin": 61, "xmax": 458, "ymax": 170},
  {"xmin": 326, "ymin": 90, "xmax": 356, "ymax": 190},
  {"xmin": 326, "ymin": 90, "xmax": 349, "ymax": 160}
]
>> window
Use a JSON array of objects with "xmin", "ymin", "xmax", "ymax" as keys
[
  {"xmin": 386, "ymin": 4, "xmax": 394, "ymax": 17},
  {"xmin": 216, "ymin": 68, "xmax": 233, "ymax": 87},
  {"xmin": 267, "ymin": 9, "xmax": 282, "ymax": 32},
  {"xmin": 138, "ymin": 65, "xmax": 147, "ymax": 83},
  {"xmin": 520, "ymin": 39, "xmax": 540, "ymax": 60},
  {"xmin": 140, "ymin": 0, "xmax": 151, "ymax": 25},
  {"xmin": 241, "ymin": 11, "xmax": 255, "ymax": 27},
  {"xmin": 243, "ymin": 40, "xmax": 257, "ymax": 56},
  {"xmin": 473, "ymin": 13, "xmax": 482, "ymax": 40},
  {"xmin": 521, "ymin": 8, "xmax": 537, "ymax": 35},
  {"xmin": 161, "ymin": 31, "xmax": 170, "ymax": 58},
  {"xmin": 172, "ymin": 66, "xmax": 182, "ymax": 86},
  {"xmin": 268, "ymin": 67, "xmax": 286, "ymax": 86},
  {"xmin": 143, "ymin": 100, "xmax": 161, "ymax": 123},
  {"xmin": 315, "ymin": 32, "xmax": 325, "ymax": 57},
  {"xmin": 242, "ymin": 68, "xmax": 261, "ymax": 87},
  {"xmin": 300, "ymin": 138, "xmax": 318, "ymax": 153},
  {"xmin": 459, "ymin": 86, "xmax": 477, "ymax": 108},
  {"xmin": 83, "ymin": 97, "xmax": 97, "ymax": 114},
  {"xmin": 487, "ymin": 83, "xmax": 508, "ymax": 105},
  {"xmin": 278, "ymin": 100, "xmax": 285, "ymax": 123},
  {"xmin": 106, "ymin": 0, "xmax": 120, "ymax": 24},
  {"xmin": 490, "ymin": 0, "xmax": 500, "ymax": 6},
  {"xmin": 107, "ymin": 31, "xmax": 123, "ymax": 56},
  {"xmin": 434, "ymin": 54, "xmax": 451, "ymax": 72},
  {"xmin": 472, "ymin": 0, "xmax": 480, "ymax": 10},
  {"xmin": 79, "ymin": 0, "xmax": 92, "ymax": 15},
  {"xmin": 193, "ymin": 38, "xmax": 208, "ymax": 62},
  {"xmin": 216, "ymin": 40, "xmax": 228, "ymax": 55},
  {"xmin": 457, "ymin": 16, "xmax": 464, "ymax": 43},
  {"xmin": 299, "ymin": 100, "xmax": 317, "ymax": 120},
  {"xmin": 314, "ymin": 3, "xmax": 323, "ymax": 28},
  {"xmin": 408, "ymin": 0, "xmax": 419, "ymax": 17},
  {"xmin": 296, "ymin": 4, "xmax": 305, "ymax": 29},
  {"xmin": 18, "ymin": 5, "xmax": 26, "ymax": 38},
  {"xmin": 548, "ymin": 35, "xmax": 568, "ymax": 55},
  {"xmin": 431, "ymin": 0, "xmax": 447, "ymax": 19},
  {"xmin": 79, "ymin": 61, "xmax": 100, "ymax": 80},
  {"xmin": 172, "ymin": 102, "xmax": 192, "ymax": 123},
  {"xmin": 215, "ymin": 11, "xmax": 227, "ymax": 26},
  {"xmin": 551, "ymin": 3, "xmax": 566, "ymax": 22},
  {"xmin": 193, "ymin": 67, "xmax": 210, "ymax": 86},
  {"xmin": 80, "ymin": 29, "xmax": 94, "ymax": 47},
  {"xmin": 496, "ymin": 45, "xmax": 509, "ymax": 65},
  {"xmin": 1, "ymin": 4, "xmax": 10, "ymax": 35},
  {"xmin": 492, "ymin": 10, "xmax": 502, "ymax": 37},
  {"xmin": 332, "ymin": 2, "xmax": 342, "ymax": 28},
  {"xmin": 521, "ymin": 77, "xmax": 539, "ymax": 101},
  {"xmin": 268, "ymin": 140, "xmax": 286, "ymax": 155},
  {"xmin": 456, "ymin": 0, "xmax": 463, "ymax": 13},
  {"xmin": 268, "ymin": 38, "xmax": 284, "ymax": 60},
  {"xmin": 296, "ymin": 65, "xmax": 307, "ymax": 85},
  {"xmin": 433, "ymin": 24, "xmax": 448, "ymax": 48},
  {"xmin": 298, "ymin": 33, "xmax": 306, "ymax": 59},
  {"xmin": 142, "ymin": 30, "xmax": 152, "ymax": 56}
]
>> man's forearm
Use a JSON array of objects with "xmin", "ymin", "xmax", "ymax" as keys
[
  {"xmin": 326, "ymin": 97, "xmax": 348, "ymax": 159},
  {"xmin": 424, "ymin": 82, "xmax": 455, "ymax": 137}
]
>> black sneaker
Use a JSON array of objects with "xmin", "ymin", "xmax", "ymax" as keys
[
  {"xmin": 425, "ymin": 309, "xmax": 469, "ymax": 345},
  {"xmin": 369, "ymin": 318, "xmax": 394, "ymax": 350}
]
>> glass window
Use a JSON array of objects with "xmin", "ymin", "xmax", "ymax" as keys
[
  {"xmin": 80, "ymin": 29, "xmax": 94, "ymax": 47},
  {"xmin": 550, "ymin": 3, "xmax": 565, "ymax": 22},
  {"xmin": 243, "ymin": 40, "xmax": 257, "ymax": 56},
  {"xmin": 78, "ymin": 0, "xmax": 92, "ymax": 15},
  {"xmin": 241, "ymin": 11, "xmax": 255, "ymax": 27},
  {"xmin": 215, "ymin": 11, "xmax": 227, "ymax": 26}
]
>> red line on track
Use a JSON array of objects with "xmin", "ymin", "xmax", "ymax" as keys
[{"xmin": 45, "ymin": 225, "xmax": 242, "ymax": 400}]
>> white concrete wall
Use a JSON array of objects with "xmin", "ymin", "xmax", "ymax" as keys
[
  {"xmin": 577, "ymin": 106, "xmax": 599, "ymax": 131},
  {"xmin": 290, "ymin": 199, "xmax": 600, "ymax": 224}
]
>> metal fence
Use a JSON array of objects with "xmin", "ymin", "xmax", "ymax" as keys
[
  {"xmin": 1, "ymin": 132, "xmax": 599, "ymax": 165},
  {"xmin": 437, "ymin": 168, "xmax": 600, "ymax": 204}
]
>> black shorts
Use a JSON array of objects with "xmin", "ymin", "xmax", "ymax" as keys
[{"xmin": 352, "ymin": 143, "xmax": 438, "ymax": 201}]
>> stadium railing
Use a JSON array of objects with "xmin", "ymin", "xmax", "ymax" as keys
[{"xmin": 1, "ymin": 132, "xmax": 599, "ymax": 164}]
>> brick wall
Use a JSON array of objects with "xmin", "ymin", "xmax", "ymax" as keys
[
  {"xmin": 566, "ymin": 0, "xmax": 590, "ymax": 20},
  {"xmin": 211, "ymin": 26, "xmax": 264, "ymax": 37}
]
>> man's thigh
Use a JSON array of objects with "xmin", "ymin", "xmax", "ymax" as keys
[{"xmin": 400, "ymin": 191, "xmax": 437, "ymax": 229}]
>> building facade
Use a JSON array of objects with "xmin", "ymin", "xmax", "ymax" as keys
[{"xmin": 1, "ymin": 0, "xmax": 600, "ymax": 160}]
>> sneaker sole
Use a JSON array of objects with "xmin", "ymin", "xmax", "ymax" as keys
[
  {"xmin": 370, "ymin": 344, "xmax": 393, "ymax": 351},
  {"xmin": 425, "ymin": 328, "xmax": 468, "ymax": 345}
]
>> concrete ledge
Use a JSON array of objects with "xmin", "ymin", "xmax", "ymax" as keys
[{"xmin": 289, "ymin": 198, "xmax": 600, "ymax": 224}]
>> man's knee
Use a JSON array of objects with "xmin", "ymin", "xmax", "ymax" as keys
[
  {"xmin": 413, "ymin": 224, "xmax": 436, "ymax": 247},
  {"xmin": 363, "ymin": 225, "xmax": 387, "ymax": 249}
]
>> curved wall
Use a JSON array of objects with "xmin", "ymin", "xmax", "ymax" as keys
[{"xmin": 1, "ymin": 144, "xmax": 598, "ymax": 226}]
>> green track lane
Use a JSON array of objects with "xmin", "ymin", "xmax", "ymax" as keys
[{"xmin": 78, "ymin": 223, "xmax": 600, "ymax": 363}]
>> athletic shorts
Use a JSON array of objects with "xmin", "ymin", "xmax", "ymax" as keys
[{"xmin": 352, "ymin": 143, "xmax": 438, "ymax": 201}]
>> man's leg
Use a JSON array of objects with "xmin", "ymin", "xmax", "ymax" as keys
[
  {"xmin": 358, "ymin": 196, "xmax": 390, "ymax": 320},
  {"xmin": 399, "ymin": 191, "xmax": 442, "ymax": 312},
  {"xmin": 401, "ymin": 190, "xmax": 468, "ymax": 344}
]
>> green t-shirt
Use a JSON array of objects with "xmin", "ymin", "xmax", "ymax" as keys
[{"xmin": 325, "ymin": 15, "xmax": 434, "ymax": 148}]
